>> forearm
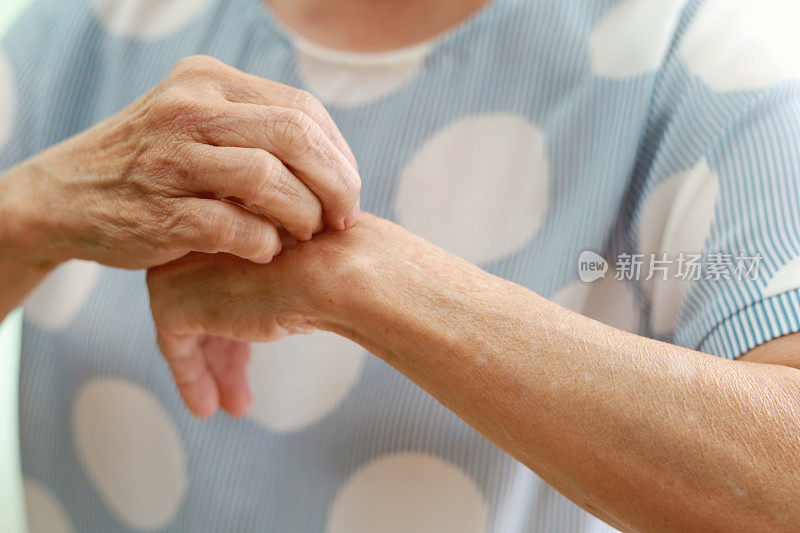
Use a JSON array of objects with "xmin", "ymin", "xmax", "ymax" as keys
[{"xmin": 318, "ymin": 225, "xmax": 800, "ymax": 532}]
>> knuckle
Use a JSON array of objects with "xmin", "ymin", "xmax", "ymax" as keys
[
  {"xmin": 271, "ymin": 108, "xmax": 318, "ymax": 150},
  {"xmin": 293, "ymin": 89, "xmax": 317, "ymax": 108},
  {"xmin": 151, "ymin": 87, "xmax": 207, "ymax": 133},
  {"xmin": 292, "ymin": 90, "xmax": 359, "ymax": 171},
  {"xmin": 171, "ymin": 55, "xmax": 222, "ymax": 78},
  {"xmin": 237, "ymin": 152, "xmax": 280, "ymax": 205},
  {"xmin": 171, "ymin": 141, "xmax": 199, "ymax": 178},
  {"xmin": 234, "ymin": 217, "xmax": 279, "ymax": 263},
  {"xmin": 165, "ymin": 204, "xmax": 207, "ymax": 250},
  {"xmin": 240, "ymin": 151, "xmax": 274, "ymax": 184},
  {"xmin": 294, "ymin": 90, "xmax": 326, "ymax": 121},
  {"xmin": 153, "ymin": 86, "xmax": 185, "ymax": 114},
  {"xmin": 172, "ymin": 56, "xmax": 198, "ymax": 74},
  {"xmin": 264, "ymin": 165, "xmax": 297, "ymax": 205}
]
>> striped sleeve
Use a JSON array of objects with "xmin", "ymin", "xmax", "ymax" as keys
[
  {"xmin": 679, "ymin": 85, "xmax": 800, "ymax": 358},
  {"xmin": 623, "ymin": 60, "xmax": 800, "ymax": 358}
]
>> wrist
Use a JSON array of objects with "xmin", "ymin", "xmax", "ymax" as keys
[
  {"xmin": 300, "ymin": 214, "xmax": 440, "ymax": 339},
  {"xmin": 0, "ymin": 159, "xmax": 69, "ymax": 270},
  {"xmin": 298, "ymin": 248, "xmax": 372, "ymax": 337},
  {"xmin": 294, "ymin": 215, "xmax": 388, "ymax": 333}
]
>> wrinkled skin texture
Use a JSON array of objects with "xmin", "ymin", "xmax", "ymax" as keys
[
  {"xmin": 146, "ymin": 214, "xmax": 391, "ymax": 416},
  {"xmin": 3, "ymin": 55, "xmax": 360, "ymax": 272},
  {"xmin": 148, "ymin": 213, "xmax": 800, "ymax": 532}
]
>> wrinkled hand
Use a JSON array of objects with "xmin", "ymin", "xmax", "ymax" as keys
[
  {"xmin": 146, "ymin": 213, "xmax": 409, "ymax": 417},
  {"xmin": 11, "ymin": 55, "xmax": 359, "ymax": 269}
]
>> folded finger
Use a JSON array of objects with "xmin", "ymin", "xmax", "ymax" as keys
[
  {"xmin": 182, "ymin": 144, "xmax": 324, "ymax": 240},
  {"xmin": 173, "ymin": 198, "xmax": 283, "ymax": 264},
  {"xmin": 157, "ymin": 330, "xmax": 220, "ymax": 418},
  {"xmin": 202, "ymin": 336, "xmax": 252, "ymax": 417},
  {"xmin": 199, "ymin": 103, "xmax": 360, "ymax": 230}
]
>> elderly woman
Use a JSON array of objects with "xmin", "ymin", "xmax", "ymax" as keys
[{"xmin": 2, "ymin": 0, "xmax": 800, "ymax": 531}]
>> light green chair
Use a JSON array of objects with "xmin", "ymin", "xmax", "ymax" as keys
[{"xmin": 1, "ymin": 3, "xmax": 35, "ymax": 532}]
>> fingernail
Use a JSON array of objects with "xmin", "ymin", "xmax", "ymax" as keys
[{"xmin": 344, "ymin": 201, "xmax": 360, "ymax": 229}]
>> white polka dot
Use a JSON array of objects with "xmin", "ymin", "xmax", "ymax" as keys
[
  {"xmin": 584, "ymin": 277, "xmax": 640, "ymax": 334},
  {"xmin": 590, "ymin": 0, "xmax": 687, "ymax": 78},
  {"xmin": 24, "ymin": 260, "xmax": 101, "ymax": 331},
  {"xmin": 0, "ymin": 50, "xmax": 16, "ymax": 152},
  {"xmin": 637, "ymin": 178, "xmax": 686, "ymax": 261},
  {"xmin": 73, "ymin": 378, "xmax": 187, "ymax": 530},
  {"xmin": 395, "ymin": 114, "xmax": 549, "ymax": 264},
  {"xmin": 295, "ymin": 38, "xmax": 431, "ymax": 107},
  {"xmin": 638, "ymin": 160, "xmax": 719, "ymax": 334},
  {"xmin": 23, "ymin": 478, "xmax": 75, "ymax": 533},
  {"xmin": 248, "ymin": 331, "xmax": 366, "ymax": 432},
  {"xmin": 681, "ymin": 0, "xmax": 800, "ymax": 92},
  {"xmin": 327, "ymin": 453, "xmax": 487, "ymax": 533},
  {"xmin": 91, "ymin": 0, "xmax": 213, "ymax": 40},
  {"xmin": 763, "ymin": 257, "xmax": 800, "ymax": 299},
  {"xmin": 550, "ymin": 282, "xmax": 590, "ymax": 313}
]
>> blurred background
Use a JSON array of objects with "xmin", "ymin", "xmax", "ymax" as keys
[
  {"xmin": 1, "ymin": 2, "xmax": 31, "ymax": 533},
  {"xmin": 0, "ymin": 0, "xmax": 30, "ymax": 35}
]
